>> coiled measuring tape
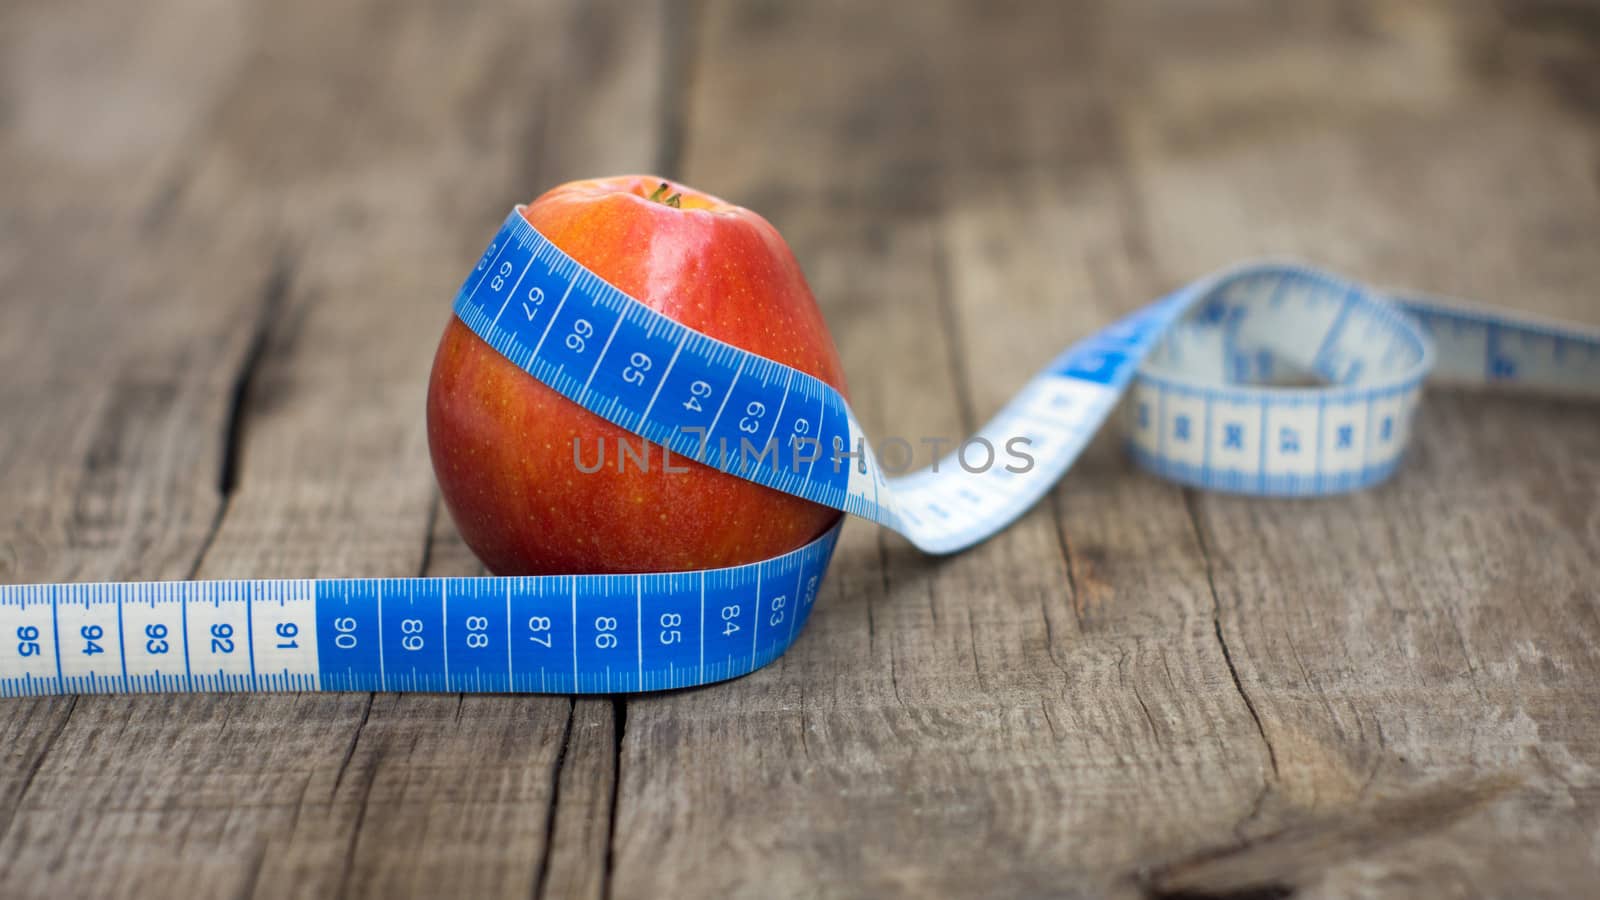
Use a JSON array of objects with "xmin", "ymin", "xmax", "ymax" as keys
[{"xmin": 3, "ymin": 209, "xmax": 1597, "ymax": 697}]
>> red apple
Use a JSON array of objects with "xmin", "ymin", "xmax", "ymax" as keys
[{"xmin": 427, "ymin": 175, "xmax": 850, "ymax": 575}]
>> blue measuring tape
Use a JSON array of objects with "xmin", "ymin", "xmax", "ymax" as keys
[{"xmin": 3, "ymin": 208, "xmax": 1597, "ymax": 697}]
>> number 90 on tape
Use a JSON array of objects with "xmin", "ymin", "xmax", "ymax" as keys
[{"xmin": 0, "ymin": 528, "xmax": 836, "ymax": 696}]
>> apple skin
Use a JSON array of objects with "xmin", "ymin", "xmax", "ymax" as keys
[{"xmin": 427, "ymin": 175, "xmax": 849, "ymax": 575}]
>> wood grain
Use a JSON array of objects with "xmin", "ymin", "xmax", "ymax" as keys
[
  {"xmin": 0, "ymin": 1, "xmax": 278, "ymax": 889},
  {"xmin": 1111, "ymin": 4, "xmax": 1600, "ymax": 894},
  {"xmin": 0, "ymin": 0, "xmax": 663, "ymax": 896},
  {"xmin": 613, "ymin": 5, "xmax": 1271, "ymax": 898},
  {"xmin": 0, "ymin": 0, "xmax": 1596, "ymax": 898}
]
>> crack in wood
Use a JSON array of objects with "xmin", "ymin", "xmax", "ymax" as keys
[
  {"xmin": 0, "ymin": 695, "xmax": 77, "ymax": 845},
  {"xmin": 1050, "ymin": 492, "xmax": 1087, "ymax": 633},
  {"xmin": 798, "ymin": 675, "xmax": 813, "ymax": 759},
  {"xmin": 1213, "ymin": 616, "xmax": 1280, "ymax": 778},
  {"xmin": 601, "ymin": 698, "xmax": 627, "ymax": 900},
  {"xmin": 870, "ymin": 530, "xmax": 895, "ymax": 654},
  {"xmin": 1040, "ymin": 698, "xmax": 1063, "ymax": 741},
  {"xmin": 1140, "ymin": 774, "xmax": 1522, "ymax": 899},
  {"xmin": 889, "ymin": 642, "xmax": 907, "ymax": 707},
  {"xmin": 0, "ymin": 208, "xmax": 295, "ymax": 864},
  {"xmin": 1146, "ymin": 885, "xmax": 1294, "ymax": 900},
  {"xmin": 1119, "ymin": 648, "xmax": 1162, "ymax": 744},
  {"xmin": 219, "ymin": 247, "xmax": 294, "ymax": 499},
  {"xmin": 333, "ymin": 735, "xmax": 381, "ymax": 900},
  {"xmin": 574, "ymin": 5, "xmax": 703, "ymax": 894},
  {"xmin": 532, "ymin": 697, "xmax": 577, "ymax": 900},
  {"xmin": 1038, "ymin": 597, "xmax": 1069, "ymax": 678},
  {"xmin": 330, "ymin": 693, "xmax": 375, "ymax": 799},
  {"xmin": 966, "ymin": 608, "xmax": 987, "ymax": 693},
  {"xmin": 187, "ymin": 245, "xmax": 297, "ymax": 581},
  {"xmin": 416, "ymin": 491, "xmax": 441, "ymax": 580},
  {"xmin": 1184, "ymin": 491, "xmax": 1281, "ymax": 783}
]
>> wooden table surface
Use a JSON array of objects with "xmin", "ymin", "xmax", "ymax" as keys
[{"xmin": 3, "ymin": 1, "xmax": 1598, "ymax": 897}]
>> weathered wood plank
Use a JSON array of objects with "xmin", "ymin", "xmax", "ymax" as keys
[
  {"xmin": 536, "ymin": 698, "xmax": 616, "ymax": 900},
  {"xmin": 0, "ymin": 1, "xmax": 1596, "ymax": 898},
  {"xmin": 219, "ymin": 1, "xmax": 669, "ymax": 895},
  {"xmin": 1157, "ymin": 395, "xmax": 1600, "ymax": 897},
  {"xmin": 611, "ymin": 3, "xmax": 1271, "ymax": 898},
  {"xmin": 1111, "ymin": 4, "xmax": 1600, "ymax": 894},
  {"xmin": 0, "ymin": 0, "xmax": 278, "ymax": 888},
  {"xmin": 0, "ymin": 1, "xmax": 666, "ymax": 897},
  {"xmin": 612, "ymin": 2, "xmax": 1600, "ymax": 898}
]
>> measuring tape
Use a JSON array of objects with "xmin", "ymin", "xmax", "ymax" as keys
[{"xmin": 3, "ymin": 209, "xmax": 1597, "ymax": 697}]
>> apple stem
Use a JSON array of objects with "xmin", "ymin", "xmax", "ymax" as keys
[{"xmin": 647, "ymin": 181, "xmax": 683, "ymax": 208}]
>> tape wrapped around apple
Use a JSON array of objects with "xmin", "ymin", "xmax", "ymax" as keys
[{"xmin": 427, "ymin": 175, "xmax": 850, "ymax": 575}]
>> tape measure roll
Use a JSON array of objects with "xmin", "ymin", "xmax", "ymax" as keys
[{"xmin": 2, "ymin": 209, "xmax": 1596, "ymax": 697}]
